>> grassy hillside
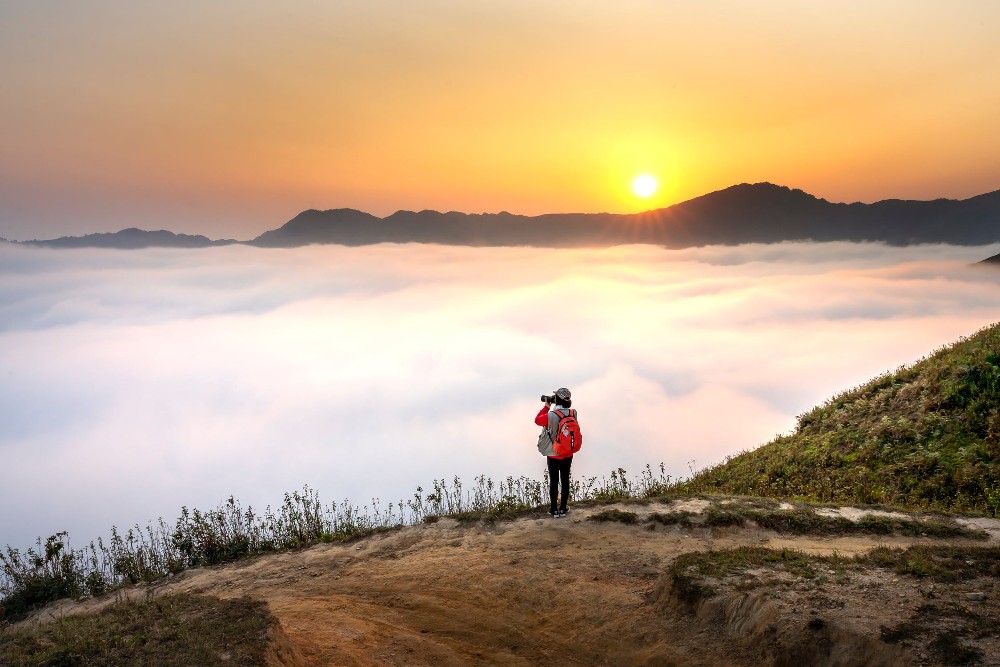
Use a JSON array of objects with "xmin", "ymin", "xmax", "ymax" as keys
[{"xmin": 682, "ymin": 323, "xmax": 1000, "ymax": 515}]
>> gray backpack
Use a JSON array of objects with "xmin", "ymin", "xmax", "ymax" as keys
[{"xmin": 536, "ymin": 408, "xmax": 568, "ymax": 457}]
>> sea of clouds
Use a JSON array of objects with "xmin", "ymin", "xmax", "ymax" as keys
[{"xmin": 3, "ymin": 240, "xmax": 1000, "ymax": 550}]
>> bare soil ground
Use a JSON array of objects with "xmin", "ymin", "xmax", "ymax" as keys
[{"xmin": 17, "ymin": 500, "xmax": 1000, "ymax": 666}]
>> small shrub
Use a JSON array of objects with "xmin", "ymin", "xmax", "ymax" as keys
[
  {"xmin": 985, "ymin": 484, "xmax": 1000, "ymax": 517},
  {"xmin": 807, "ymin": 617, "xmax": 825, "ymax": 631},
  {"xmin": 881, "ymin": 621, "xmax": 921, "ymax": 643},
  {"xmin": 0, "ymin": 533, "xmax": 85, "ymax": 620},
  {"xmin": 668, "ymin": 552, "xmax": 718, "ymax": 604},
  {"xmin": 860, "ymin": 545, "xmax": 899, "ymax": 569},
  {"xmin": 588, "ymin": 509, "xmax": 640, "ymax": 524},
  {"xmin": 751, "ymin": 507, "xmax": 835, "ymax": 533},
  {"xmin": 647, "ymin": 511, "xmax": 693, "ymax": 528},
  {"xmin": 856, "ymin": 515, "xmax": 896, "ymax": 535},
  {"xmin": 703, "ymin": 507, "xmax": 744, "ymax": 528},
  {"xmin": 930, "ymin": 633, "xmax": 983, "ymax": 666}
]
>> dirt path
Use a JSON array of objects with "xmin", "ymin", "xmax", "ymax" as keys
[{"xmin": 25, "ymin": 501, "xmax": 1000, "ymax": 666}]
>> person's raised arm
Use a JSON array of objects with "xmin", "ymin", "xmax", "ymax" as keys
[{"xmin": 535, "ymin": 404, "xmax": 550, "ymax": 426}]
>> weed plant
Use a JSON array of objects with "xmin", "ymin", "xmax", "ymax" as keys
[{"xmin": 0, "ymin": 464, "xmax": 674, "ymax": 621}]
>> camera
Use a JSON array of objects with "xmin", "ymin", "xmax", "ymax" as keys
[{"xmin": 540, "ymin": 394, "xmax": 555, "ymax": 404}]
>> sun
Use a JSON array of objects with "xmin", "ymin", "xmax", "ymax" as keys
[{"xmin": 632, "ymin": 174, "xmax": 658, "ymax": 198}]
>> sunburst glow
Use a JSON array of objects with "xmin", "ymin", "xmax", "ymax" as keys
[{"xmin": 632, "ymin": 174, "xmax": 659, "ymax": 198}]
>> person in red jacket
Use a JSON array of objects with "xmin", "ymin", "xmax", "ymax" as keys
[{"xmin": 535, "ymin": 387, "xmax": 576, "ymax": 518}]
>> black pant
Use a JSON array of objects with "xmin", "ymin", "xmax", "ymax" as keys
[{"xmin": 547, "ymin": 455, "xmax": 572, "ymax": 512}]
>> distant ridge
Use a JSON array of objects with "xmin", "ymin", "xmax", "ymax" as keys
[
  {"xmin": 15, "ymin": 182, "xmax": 1000, "ymax": 249},
  {"xmin": 249, "ymin": 183, "xmax": 1000, "ymax": 248},
  {"xmin": 24, "ymin": 228, "xmax": 237, "ymax": 250}
]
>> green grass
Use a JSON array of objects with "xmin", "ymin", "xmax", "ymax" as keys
[
  {"xmin": 607, "ymin": 497, "xmax": 988, "ymax": 539},
  {"xmin": 858, "ymin": 544, "xmax": 1000, "ymax": 582},
  {"xmin": 679, "ymin": 322, "xmax": 1000, "ymax": 515},
  {"xmin": 670, "ymin": 546, "xmax": 835, "ymax": 591},
  {"xmin": 0, "ymin": 593, "xmax": 275, "ymax": 666},
  {"xmin": 717, "ymin": 502, "xmax": 986, "ymax": 539},
  {"xmin": 669, "ymin": 544, "xmax": 1000, "ymax": 601}
]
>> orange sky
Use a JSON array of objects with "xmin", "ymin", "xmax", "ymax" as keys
[{"xmin": 1, "ymin": 1, "xmax": 999, "ymax": 240}]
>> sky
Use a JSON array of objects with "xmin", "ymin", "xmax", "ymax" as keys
[
  {"xmin": 3, "ymin": 240, "xmax": 1000, "ymax": 551},
  {"xmin": 2, "ymin": 1, "xmax": 1000, "ymax": 241}
]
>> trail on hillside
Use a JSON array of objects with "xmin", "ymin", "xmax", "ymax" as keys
[{"xmin": 22, "ymin": 500, "xmax": 1000, "ymax": 666}]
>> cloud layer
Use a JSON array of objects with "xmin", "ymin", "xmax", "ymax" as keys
[{"xmin": 3, "ymin": 241, "xmax": 1000, "ymax": 550}]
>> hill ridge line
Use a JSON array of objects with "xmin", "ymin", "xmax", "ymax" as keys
[{"xmin": 11, "ymin": 181, "xmax": 1000, "ymax": 248}]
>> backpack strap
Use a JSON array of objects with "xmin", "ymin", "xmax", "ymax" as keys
[{"xmin": 556, "ymin": 408, "xmax": 575, "ymax": 420}]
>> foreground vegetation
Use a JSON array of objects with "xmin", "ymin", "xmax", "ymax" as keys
[
  {"xmin": 0, "ymin": 593, "xmax": 276, "ymax": 666},
  {"xmin": 681, "ymin": 323, "xmax": 1000, "ymax": 515},
  {"xmin": 588, "ymin": 497, "xmax": 989, "ymax": 540},
  {"xmin": 0, "ymin": 465, "xmax": 671, "ymax": 622},
  {"xmin": 669, "ymin": 543, "xmax": 1000, "ymax": 602},
  {"xmin": 6, "ymin": 322, "xmax": 1000, "ymax": 640}
]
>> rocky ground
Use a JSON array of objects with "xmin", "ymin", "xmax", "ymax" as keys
[{"xmin": 13, "ymin": 499, "xmax": 1000, "ymax": 666}]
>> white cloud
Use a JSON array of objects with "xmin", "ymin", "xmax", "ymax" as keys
[{"xmin": 2, "ymin": 240, "xmax": 1000, "ymax": 550}]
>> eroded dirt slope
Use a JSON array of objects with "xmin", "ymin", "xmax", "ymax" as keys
[{"xmin": 23, "ymin": 500, "xmax": 1000, "ymax": 666}]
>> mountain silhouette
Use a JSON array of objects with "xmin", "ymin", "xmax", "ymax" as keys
[
  {"xmin": 249, "ymin": 182, "xmax": 1000, "ymax": 248},
  {"xmin": 25, "ymin": 228, "xmax": 236, "ymax": 249},
  {"xmin": 18, "ymin": 182, "xmax": 1000, "ymax": 249}
]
